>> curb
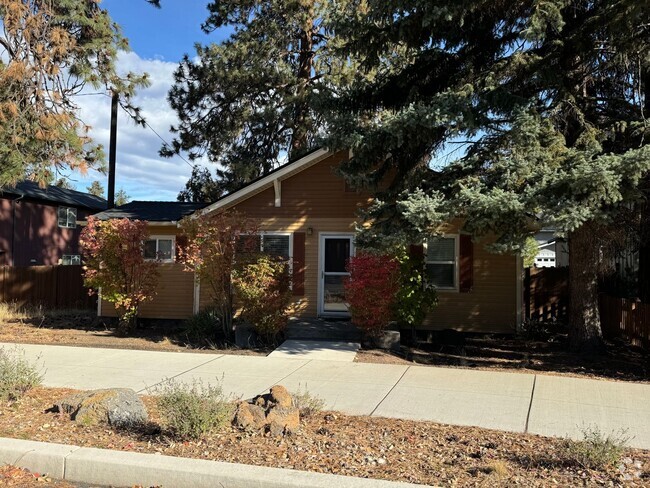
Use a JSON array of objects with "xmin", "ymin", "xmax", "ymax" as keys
[{"xmin": 0, "ymin": 437, "xmax": 433, "ymax": 488}]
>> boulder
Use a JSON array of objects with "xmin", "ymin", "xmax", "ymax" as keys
[
  {"xmin": 232, "ymin": 385, "xmax": 300, "ymax": 436},
  {"xmin": 55, "ymin": 388, "xmax": 148, "ymax": 428},
  {"xmin": 266, "ymin": 405, "xmax": 300, "ymax": 436},
  {"xmin": 269, "ymin": 385, "xmax": 293, "ymax": 408},
  {"xmin": 232, "ymin": 401, "xmax": 266, "ymax": 431}
]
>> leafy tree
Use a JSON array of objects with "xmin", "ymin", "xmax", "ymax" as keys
[
  {"xmin": 329, "ymin": 0, "xmax": 649, "ymax": 352},
  {"xmin": 178, "ymin": 166, "xmax": 222, "ymax": 203},
  {"xmin": 87, "ymin": 181, "xmax": 105, "ymax": 198},
  {"xmin": 178, "ymin": 211, "xmax": 259, "ymax": 340},
  {"xmin": 80, "ymin": 217, "xmax": 159, "ymax": 335},
  {"xmin": 0, "ymin": 0, "xmax": 149, "ymax": 187},
  {"xmin": 115, "ymin": 188, "xmax": 130, "ymax": 207},
  {"xmin": 232, "ymin": 255, "xmax": 292, "ymax": 344},
  {"xmin": 164, "ymin": 0, "xmax": 353, "ymax": 192}
]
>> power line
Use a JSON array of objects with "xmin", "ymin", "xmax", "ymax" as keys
[{"xmin": 118, "ymin": 104, "xmax": 195, "ymax": 170}]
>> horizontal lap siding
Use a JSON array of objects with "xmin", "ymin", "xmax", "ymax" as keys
[
  {"xmin": 101, "ymin": 263, "xmax": 195, "ymax": 320},
  {"xmin": 423, "ymin": 246, "xmax": 518, "ymax": 333}
]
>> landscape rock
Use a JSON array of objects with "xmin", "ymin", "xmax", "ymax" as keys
[
  {"xmin": 232, "ymin": 401, "xmax": 267, "ymax": 431},
  {"xmin": 231, "ymin": 385, "xmax": 300, "ymax": 436},
  {"xmin": 266, "ymin": 405, "xmax": 300, "ymax": 436},
  {"xmin": 55, "ymin": 388, "xmax": 148, "ymax": 428},
  {"xmin": 269, "ymin": 385, "xmax": 293, "ymax": 408}
]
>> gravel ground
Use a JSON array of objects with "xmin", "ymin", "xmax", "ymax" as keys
[{"xmin": 0, "ymin": 388, "xmax": 648, "ymax": 487}]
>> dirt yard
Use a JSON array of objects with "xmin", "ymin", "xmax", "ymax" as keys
[
  {"xmin": 0, "ymin": 387, "xmax": 648, "ymax": 487},
  {"xmin": 0, "ymin": 309, "xmax": 267, "ymax": 356},
  {"xmin": 356, "ymin": 327, "xmax": 650, "ymax": 383}
]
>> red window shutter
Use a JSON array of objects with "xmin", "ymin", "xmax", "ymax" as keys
[
  {"xmin": 292, "ymin": 232, "xmax": 306, "ymax": 296},
  {"xmin": 459, "ymin": 234, "xmax": 474, "ymax": 293}
]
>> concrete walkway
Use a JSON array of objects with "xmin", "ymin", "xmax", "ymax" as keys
[
  {"xmin": 3, "ymin": 342, "xmax": 650, "ymax": 449},
  {"xmin": 268, "ymin": 339, "xmax": 360, "ymax": 361}
]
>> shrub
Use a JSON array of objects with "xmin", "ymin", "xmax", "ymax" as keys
[
  {"xmin": 152, "ymin": 378, "xmax": 233, "ymax": 440},
  {"xmin": 0, "ymin": 347, "xmax": 43, "ymax": 402},
  {"xmin": 183, "ymin": 307, "xmax": 224, "ymax": 346},
  {"xmin": 560, "ymin": 426, "xmax": 630, "ymax": 469},
  {"xmin": 394, "ymin": 250, "xmax": 437, "ymax": 329},
  {"xmin": 292, "ymin": 384, "xmax": 325, "ymax": 418},
  {"xmin": 233, "ymin": 255, "xmax": 292, "ymax": 344},
  {"xmin": 345, "ymin": 253, "xmax": 400, "ymax": 338}
]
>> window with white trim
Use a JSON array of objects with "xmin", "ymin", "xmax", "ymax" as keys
[
  {"xmin": 143, "ymin": 236, "xmax": 175, "ymax": 262},
  {"xmin": 57, "ymin": 207, "xmax": 77, "ymax": 228},
  {"xmin": 236, "ymin": 233, "xmax": 292, "ymax": 259},
  {"xmin": 425, "ymin": 236, "xmax": 458, "ymax": 289},
  {"xmin": 60, "ymin": 255, "xmax": 81, "ymax": 265}
]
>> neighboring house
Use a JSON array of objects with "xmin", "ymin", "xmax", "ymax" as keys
[
  {"xmin": 0, "ymin": 181, "xmax": 107, "ymax": 266},
  {"xmin": 533, "ymin": 229, "xmax": 569, "ymax": 268},
  {"xmin": 94, "ymin": 149, "xmax": 524, "ymax": 333}
]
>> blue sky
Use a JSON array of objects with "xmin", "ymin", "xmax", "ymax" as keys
[{"xmin": 72, "ymin": 1, "xmax": 230, "ymax": 201}]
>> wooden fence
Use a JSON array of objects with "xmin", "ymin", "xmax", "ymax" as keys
[
  {"xmin": 599, "ymin": 294, "xmax": 650, "ymax": 349},
  {"xmin": 524, "ymin": 267, "xmax": 570, "ymax": 322},
  {"xmin": 0, "ymin": 265, "xmax": 95, "ymax": 310}
]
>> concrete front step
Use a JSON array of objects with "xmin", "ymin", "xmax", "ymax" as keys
[{"xmin": 285, "ymin": 318, "xmax": 362, "ymax": 341}]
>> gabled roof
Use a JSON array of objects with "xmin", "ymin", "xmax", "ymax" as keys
[
  {"xmin": 93, "ymin": 201, "xmax": 208, "ymax": 223},
  {"xmin": 197, "ymin": 147, "xmax": 331, "ymax": 216},
  {"xmin": 1, "ymin": 181, "xmax": 107, "ymax": 210}
]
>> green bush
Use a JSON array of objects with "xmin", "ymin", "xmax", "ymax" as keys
[
  {"xmin": 233, "ymin": 255, "xmax": 292, "ymax": 343},
  {"xmin": 560, "ymin": 426, "xmax": 630, "ymax": 469},
  {"xmin": 394, "ymin": 250, "xmax": 438, "ymax": 329},
  {"xmin": 0, "ymin": 347, "xmax": 42, "ymax": 402},
  {"xmin": 183, "ymin": 307, "xmax": 224, "ymax": 346},
  {"xmin": 292, "ymin": 384, "xmax": 325, "ymax": 418},
  {"xmin": 152, "ymin": 378, "xmax": 233, "ymax": 440}
]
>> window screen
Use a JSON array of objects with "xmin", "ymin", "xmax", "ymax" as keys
[
  {"xmin": 262, "ymin": 235, "xmax": 290, "ymax": 258},
  {"xmin": 426, "ymin": 237, "xmax": 456, "ymax": 288},
  {"xmin": 58, "ymin": 207, "xmax": 77, "ymax": 228}
]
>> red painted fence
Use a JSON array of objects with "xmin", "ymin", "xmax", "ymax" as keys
[{"xmin": 0, "ymin": 265, "xmax": 95, "ymax": 310}]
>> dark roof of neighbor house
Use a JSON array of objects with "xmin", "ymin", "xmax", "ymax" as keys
[
  {"xmin": 0, "ymin": 181, "xmax": 107, "ymax": 210},
  {"xmin": 93, "ymin": 201, "xmax": 209, "ymax": 222}
]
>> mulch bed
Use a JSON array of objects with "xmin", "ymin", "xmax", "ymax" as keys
[
  {"xmin": 356, "ymin": 330, "xmax": 650, "ymax": 383},
  {"xmin": 0, "ymin": 466, "xmax": 77, "ymax": 487},
  {"xmin": 1, "ymin": 388, "xmax": 649, "ymax": 487},
  {"xmin": 0, "ymin": 312, "xmax": 268, "ymax": 356}
]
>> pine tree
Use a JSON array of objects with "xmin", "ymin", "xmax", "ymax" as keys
[
  {"xmin": 177, "ymin": 166, "xmax": 222, "ymax": 203},
  {"xmin": 54, "ymin": 178, "xmax": 75, "ymax": 190},
  {"xmin": 87, "ymin": 181, "xmax": 105, "ymax": 198},
  {"xmin": 328, "ymin": 0, "xmax": 650, "ymax": 353},
  {"xmin": 115, "ymin": 188, "xmax": 130, "ymax": 207},
  {"xmin": 164, "ymin": 0, "xmax": 353, "ymax": 192},
  {"xmin": 0, "ymin": 0, "xmax": 149, "ymax": 187}
]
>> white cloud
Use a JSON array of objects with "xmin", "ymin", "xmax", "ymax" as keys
[{"xmin": 71, "ymin": 51, "xmax": 209, "ymax": 201}]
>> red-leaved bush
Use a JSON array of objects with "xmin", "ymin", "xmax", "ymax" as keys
[
  {"xmin": 344, "ymin": 253, "xmax": 400, "ymax": 337},
  {"xmin": 80, "ymin": 217, "xmax": 159, "ymax": 335}
]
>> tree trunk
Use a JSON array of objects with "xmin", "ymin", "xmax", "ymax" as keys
[
  {"xmin": 568, "ymin": 222, "xmax": 604, "ymax": 353},
  {"xmin": 290, "ymin": 12, "xmax": 314, "ymax": 157},
  {"xmin": 639, "ymin": 200, "xmax": 650, "ymax": 303}
]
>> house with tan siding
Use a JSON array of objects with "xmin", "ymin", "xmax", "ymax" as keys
[{"xmin": 94, "ymin": 149, "xmax": 524, "ymax": 334}]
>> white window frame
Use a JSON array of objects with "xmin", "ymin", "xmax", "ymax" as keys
[
  {"xmin": 57, "ymin": 206, "xmax": 77, "ymax": 228},
  {"xmin": 60, "ymin": 254, "xmax": 81, "ymax": 265},
  {"xmin": 424, "ymin": 234, "xmax": 459, "ymax": 292},
  {"xmin": 144, "ymin": 235, "xmax": 175, "ymax": 263}
]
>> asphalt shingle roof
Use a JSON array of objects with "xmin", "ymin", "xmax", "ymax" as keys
[
  {"xmin": 1, "ymin": 181, "xmax": 107, "ymax": 210},
  {"xmin": 93, "ymin": 201, "xmax": 208, "ymax": 222}
]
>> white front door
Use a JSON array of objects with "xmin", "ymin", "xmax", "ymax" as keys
[{"xmin": 318, "ymin": 234, "xmax": 355, "ymax": 316}]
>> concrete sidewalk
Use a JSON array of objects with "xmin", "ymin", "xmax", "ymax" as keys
[{"xmin": 3, "ymin": 342, "xmax": 649, "ymax": 449}]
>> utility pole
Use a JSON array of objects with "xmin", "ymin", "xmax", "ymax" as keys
[{"xmin": 107, "ymin": 90, "xmax": 118, "ymax": 208}]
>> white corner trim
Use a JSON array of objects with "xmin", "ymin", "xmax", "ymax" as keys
[
  {"xmin": 516, "ymin": 254, "xmax": 524, "ymax": 331},
  {"xmin": 197, "ymin": 148, "xmax": 330, "ymax": 216},
  {"xmin": 273, "ymin": 179, "xmax": 281, "ymax": 207},
  {"xmin": 193, "ymin": 274, "xmax": 200, "ymax": 314}
]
